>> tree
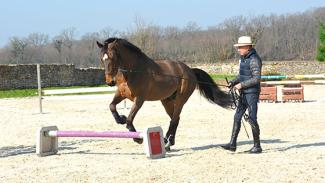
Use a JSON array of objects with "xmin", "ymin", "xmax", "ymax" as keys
[
  {"xmin": 316, "ymin": 23, "xmax": 325, "ymax": 62},
  {"xmin": 52, "ymin": 27, "xmax": 77, "ymax": 64},
  {"xmin": 25, "ymin": 33, "xmax": 49, "ymax": 63},
  {"xmin": 53, "ymin": 36, "xmax": 64, "ymax": 63},
  {"xmin": 129, "ymin": 16, "xmax": 161, "ymax": 58},
  {"xmin": 27, "ymin": 33, "xmax": 49, "ymax": 46},
  {"xmin": 9, "ymin": 37, "xmax": 28, "ymax": 64}
]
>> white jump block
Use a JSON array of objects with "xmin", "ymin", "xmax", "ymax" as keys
[
  {"xmin": 36, "ymin": 126, "xmax": 165, "ymax": 159},
  {"xmin": 143, "ymin": 126, "xmax": 166, "ymax": 159},
  {"xmin": 36, "ymin": 126, "xmax": 58, "ymax": 157}
]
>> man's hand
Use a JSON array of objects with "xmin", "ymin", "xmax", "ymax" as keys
[
  {"xmin": 227, "ymin": 81, "xmax": 235, "ymax": 88},
  {"xmin": 234, "ymin": 83, "xmax": 242, "ymax": 90}
]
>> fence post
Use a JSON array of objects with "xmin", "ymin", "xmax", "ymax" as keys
[{"xmin": 37, "ymin": 64, "xmax": 42, "ymax": 114}]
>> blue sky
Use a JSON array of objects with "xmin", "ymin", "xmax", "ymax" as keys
[{"xmin": 1, "ymin": 0, "xmax": 325, "ymax": 47}]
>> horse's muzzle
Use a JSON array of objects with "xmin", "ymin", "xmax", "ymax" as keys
[
  {"xmin": 106, "ymin": 80, "xmax": 116, "ymax": 86},
  {"xmin": 105, "ymin": 74, "xmax": 116, "ymax": 86}
]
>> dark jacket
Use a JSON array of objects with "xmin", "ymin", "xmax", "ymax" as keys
[{"xmin": 233, "ymin": 48, "xmax": 262, "ymax": 94}]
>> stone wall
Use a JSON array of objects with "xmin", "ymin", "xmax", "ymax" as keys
[
  {"xmin": 0, "ymin": 64, "xmax": 105, "ymax": 90},
  {"xmin": 0, "ymin": 61, "xmax": 324, "ymax": 90},
  {"xmin": 195, "ymin": 61, "xmax": 325, "ymax": 75}
]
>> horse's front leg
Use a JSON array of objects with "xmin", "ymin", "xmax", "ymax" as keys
[
  {"xmin": 110, "ymin": 92, "xmax": 127, "ymax": 124},
  {"xmin": 126, "ymin": 97, "xmax": 145, "ymax": 144}
]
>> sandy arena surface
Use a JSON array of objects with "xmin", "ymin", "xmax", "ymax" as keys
[{"xmin": 0, "ymin": 85, "xmax": 324, "ymax": 183}]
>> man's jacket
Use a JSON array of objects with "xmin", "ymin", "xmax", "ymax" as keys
[{"xmin": 233, "ymin": 48, "xmax": 262, "ymax": 94}]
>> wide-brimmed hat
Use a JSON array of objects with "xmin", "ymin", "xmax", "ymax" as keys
[{"xmin": 234, "ymin": 36, "xmax": 255, "ymax": 47}]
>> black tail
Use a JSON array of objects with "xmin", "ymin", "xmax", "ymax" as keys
[{"xmin": 192, "ymin": 68, "xmax": 232, "ymax": 108}]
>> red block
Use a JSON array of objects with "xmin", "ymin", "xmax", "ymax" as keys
[
  {"xmin": 282, "ymin": 84, "xmax": 304, "ymax": 102},
  {"xmin": 149, "ymin": 132, "xmax": 163, "ymax": 155},
  {"xmin": 259, "ymin": 85, "xmax": 277, "ymax": 102}
]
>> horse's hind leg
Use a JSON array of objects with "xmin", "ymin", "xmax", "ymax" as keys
[
  {"xmin": 164, "ymin": 86, "xmax": 195, "ymax": 150},
  {"xmin": 110, "ymin": 92, "xmax": 127, "ymax": 124},
  {"xmin": 161, "ymin": 99, "xmax": 175, "ymax": 148},
  {"xmin": 164, "ymin": 97, "xmax": 188, "ymax": 150}
]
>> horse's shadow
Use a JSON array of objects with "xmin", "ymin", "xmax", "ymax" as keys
[
  {"xmin": 0, "ymin": 139, "xmax": 104, "ymax": 158},
  {"xmin": 0, "ymin": 145, "xmax": 36, "ymax": 158},
  {"xmin": 62, "ymin": 150, "xmax": 145, "ymax": 156},
  {"xmin": 2, "ymin": 139, "xmax": 324, "ymax": 158}
]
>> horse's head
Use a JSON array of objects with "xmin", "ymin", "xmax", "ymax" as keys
[{"xmin": 96, "ymin": 38, "xmax": 119, "ymax": 86}]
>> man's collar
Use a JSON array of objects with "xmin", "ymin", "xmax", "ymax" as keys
[{"xmin": 244, "ymin": 48, "xmax": 256, "ymax": 59}]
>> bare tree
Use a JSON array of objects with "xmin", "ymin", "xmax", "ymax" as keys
[
  {"xmin": 24, "ymin": 33, "xmax": 50, "ymax": 63},
  {"xmin": 53, "ymin": 36, "xmax": 64, "ymax": 63},
  {"xmin": 9, "ymin": 37, "xmax": 28, "ymax": 64},
  {"xmin": 1, "ymin": 7, "xmax": 325, "ymax": 67},
  {"xmin": 244, "ymin": 15, "xmax": 268, "ymax": 44},
  {"xmin": 129, "ymin": 16, "xmax": 161, "ymax": 58},
  {"xmin": 27, "ymin": 33, "xmax": 49, "ymax": 46}
]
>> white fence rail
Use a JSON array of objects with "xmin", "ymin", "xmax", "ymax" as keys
[
  {"xmin": 43, "ymin": 87, "xmax": 116, "ymax": 95},
  {"xmin": 37, "ymin": 64, "xmax": 118, "ymax": 113}
]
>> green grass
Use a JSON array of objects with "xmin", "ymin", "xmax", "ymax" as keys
[
  {"xmin": 0, "ymin": 85, "xmax": 110, "ymax": 99},
  {"xmin": 0, "ymin": 74, "xmax": 235, "ymax": 99},
  {"xmin": 210, "ymin": 74, "xmax": 236, "ymax": 81},
  {"xmin": 0, "ymin": 89, "xmax": 38, "ymax": 98}
]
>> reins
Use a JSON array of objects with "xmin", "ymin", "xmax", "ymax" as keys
[
  {"xmin": 117, "ymin": 67, "xmax": 228, "ymax": 87},
  {"xmin": 226, "ymin": 78, "xmax": 250, "ymax": 139}
]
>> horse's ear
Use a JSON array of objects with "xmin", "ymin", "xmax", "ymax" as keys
[
  {"xmin": 109, "ymin": 39, "xmax": 119, "ymax": 50},
  {"xmin": 112, "ymin": 39, "xmax": 118, "ymax": 46},
  {"xmin": 96, "ymin": 41, "xmax": 103, "ymax": 48}
]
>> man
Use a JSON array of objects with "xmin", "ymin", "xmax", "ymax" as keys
[{"xmin": 221, "ymin": 36, "xmax": 263, "ymax": 153}]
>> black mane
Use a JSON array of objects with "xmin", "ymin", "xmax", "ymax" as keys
[
  {"xmin": 103, "ymin": 38, "xmax": 146, "ymax": 57},
  {"xmin": 104, "ymin": 37, "xmax": 118, "ymax": 45}
]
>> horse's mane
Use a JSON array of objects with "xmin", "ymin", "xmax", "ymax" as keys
[{"xmin": 103, "ymin": 38, "xmax": 146, "ymax": 57}]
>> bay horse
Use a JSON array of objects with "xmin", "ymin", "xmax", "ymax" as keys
[{"xmin": 97, "ymin": 38, "xmax": 231, "ymax": 150}]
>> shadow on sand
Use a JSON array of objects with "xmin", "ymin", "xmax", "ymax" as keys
[
  {"xmin": 187, "ymin": 139, "xmax": 325, "ymax": 154},
  {"xmin": 2, "ymin": 139, "xmax": 323, "ymax": 158},
  {"xmin": 0, "ymin": 139, "xmax": 105, "ymax": 158}
]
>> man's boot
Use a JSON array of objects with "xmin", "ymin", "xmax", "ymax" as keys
[
  {"xmin": 221, "ymin": 121, "xmax": 240, "ymax": 152},
  {"xmin": 248, "ymin": 123, "xmax": 262, "ymax": 153}
]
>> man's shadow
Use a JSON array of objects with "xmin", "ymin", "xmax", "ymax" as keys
[
  {"xmin": 273, "ymin": 142, "xmax": 325, "ymax": 152},
  {"xmin": 188, "ymin": 139, "xmax": 325, "ymax": 153}
]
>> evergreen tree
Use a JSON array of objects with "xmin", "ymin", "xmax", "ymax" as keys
[{"xmin": 316, "ymin": 23, "xmax": 325, "ymax": 62}]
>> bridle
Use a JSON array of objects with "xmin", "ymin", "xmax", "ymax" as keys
[{"xmin": 226, "ymin": 78, "xmax": 250, "ymax": 138}]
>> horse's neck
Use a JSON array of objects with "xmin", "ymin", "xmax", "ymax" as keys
[
  {"xmin": 121, "ymin": 52, "xmax": 158, "ymax": 71},
  {"xmin": 119, "ymin": 49, "xmax": 159, "ymax": 90}
]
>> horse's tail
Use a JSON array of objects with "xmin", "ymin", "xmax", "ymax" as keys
[{"xmin": 192, "ymin": 68, "xmax": 232, "ymax": 108}]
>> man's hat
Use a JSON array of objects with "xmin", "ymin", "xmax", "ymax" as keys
[{"xmin": 234, "ymin": 36, "xmax": 255, "ymax": 47}]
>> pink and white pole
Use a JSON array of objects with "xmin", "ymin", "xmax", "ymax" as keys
[{"xmin": 36, "ymin": 126, "xmax": 165, "ymax": 159}]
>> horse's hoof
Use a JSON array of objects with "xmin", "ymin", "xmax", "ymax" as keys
[
  {"xmin": 165, "ymin": 143, "xmax": 171, "ymax": 152},
  {"xmin": 165, "ymin": 146, "xmax": 171, "ymax": 152},
  {"xmin": 117, "ymin": 115, "xmax": 127, "ymax": 124},
  {"xmin": 165, "ymin": 139, "xmax": 172, "ymax": 151},
  {"xmin": 164, "ymin": 137, "xmax": 168, "ymax": 144},
  {"xmin": 133, "ymin": 138, "xmax": 143, "ymax": 144},
  {"xmin": 164, "ymin": 135, "xmax": 175, "ymax": 146}
]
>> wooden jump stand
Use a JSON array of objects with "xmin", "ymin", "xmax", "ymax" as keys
[
  {"xmin": 259, "ymin": 84, "xmax": 277, "ymax": 103},
  {"xmin": 282, "ymin": 84, "xmax": 304, "ymax": 102}
]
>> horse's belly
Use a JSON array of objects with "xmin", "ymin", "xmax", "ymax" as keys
[{"xmin": 145, "ymin": 80, "xmax": 178, "ymax": 101}]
